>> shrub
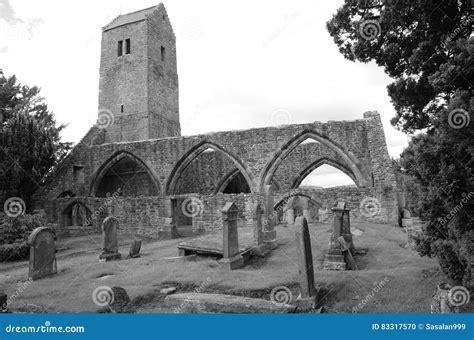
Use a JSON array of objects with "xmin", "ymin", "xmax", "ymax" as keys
[
  {"xmin": 0, "ymin": 241, "xmax": 29, "ymax": 262},
  {"xmin": 0, "ymin": 210, "xmax": 47, "ymax": 262}
]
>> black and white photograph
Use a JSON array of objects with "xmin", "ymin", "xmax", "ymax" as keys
[{"xmin": 0, "ymin": 0, "xmax": 472, "ymax": 338}]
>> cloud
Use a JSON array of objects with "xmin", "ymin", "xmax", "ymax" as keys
[
  {"xmin": 26, "ymin": 17, "xmax": 43, "ymax": 38},
  {"xmin": 0, "ymin": 0, "xmax": 22, "ymax": 24}
]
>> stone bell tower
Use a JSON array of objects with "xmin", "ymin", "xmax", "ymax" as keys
[{"xmin": 98, "ymin": 3, "xmax": 180, "ymax": 143}]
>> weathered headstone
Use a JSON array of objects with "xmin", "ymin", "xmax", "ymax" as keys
[
  {"xmin": 263, "ymin": 185, "xmax": 277, "ymax": 249},
  {"xmin": 27, "ymin": 227, "xmax": 57, "ymax": 280},
  {"xmin": 294, "ymin": 216, "xmax": 317, "ymax": 309},
  {"xmin": 337, "ymin": 236, "xmax": 357, "ymax": 270},
  {"xmin": 219, "ymin": 202, "xmax": 244, "ymax": 270},
  {"xmin": 109, "ymin": 286, "xmax": 135, "ymax": 313},
  {"xmin": 128, "ymin": 239, "xmax": 142, "ymax": 258},
  {"xmin": 99, "ymin": 216, "xmax": 121, "ymax": 261},
  {"xmin": 301, "ymin": 197, "xmax": 312, "ymax": 224},
  {"xmin": 286, "ymin": 208, "xmax": 295, "ymax": 225},
  {"xmin": 252, "ymin": 203, "xmax": 269, "ymax": 256},
  {"xmin": 323, "ymin": 201, "xmax": 354, "ymax": 270}
]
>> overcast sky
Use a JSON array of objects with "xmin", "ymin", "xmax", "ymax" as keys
[{"xmin": 0, "ymin": 0, "xmax": 409, "ymax": 187}]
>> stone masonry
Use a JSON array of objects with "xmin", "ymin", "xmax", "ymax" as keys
[{"xmin": 32, "ymin": 3, "xmax": 400, "ymax": 238}]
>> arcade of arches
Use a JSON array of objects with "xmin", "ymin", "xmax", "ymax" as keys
[{"xmin": 33, "ymin": 112, "xmax": 400, "ymax": 238}]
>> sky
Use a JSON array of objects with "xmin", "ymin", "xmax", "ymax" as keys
[{"xmin": 0, "ymin": 0, "xmax": 410, "ymax": 188}]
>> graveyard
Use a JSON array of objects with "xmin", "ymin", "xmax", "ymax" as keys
[{"xmin": 0, "ymin": 217, "xmax": 448, "ymax": 313}]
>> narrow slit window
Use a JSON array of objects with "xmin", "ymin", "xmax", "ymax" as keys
[
  {"xmin": 117, "ymin": 40, "xmax": 123, "ymax": 56},
  {"xmin": 161, "ymin": 46, "xmax": 165, "ymax": 61},
  {"xmin": 121, "ymin": 105, "xmax": 124, "ymax": 113},
  {"xmin": 125, "ymin": 39, "xmax": 131, "ymax": 54}
]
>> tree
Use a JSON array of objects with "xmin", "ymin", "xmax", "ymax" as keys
[
  {"xmin": 327, "ymin": 0, "xmax": 473, "ymax": 284},
  {"xmin": 0, "ymin": 69, "xmax": 71, "ymax": 209}
]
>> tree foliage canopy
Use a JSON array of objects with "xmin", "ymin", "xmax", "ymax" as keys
[
  {"xmin": 0, "ymin": 69, "xmax": 71, "ymax": 207},
  {"xmin": 327, "ymin": 0, "xmax": 473, "ymax": 283}
]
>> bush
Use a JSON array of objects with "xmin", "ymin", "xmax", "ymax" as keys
[
  {"xmin": 0, "ymin": 210, "xmax": 47, "ymax": 245},
  {"xmin": 0, "ymin": 241, "xmax": 29, "ymax": 262},
  {"xmin": 0, "ymin": 210, "xmax": 47, "ymax": 262}
]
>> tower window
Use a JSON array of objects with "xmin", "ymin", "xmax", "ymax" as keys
[
  {"xmin": 121, "ymin": 105, "xmax": 124, "ymax": 113},
  {"xmin": 117, "ymin": 40, "xmax": 123, "ymax": 56},
  {"xmin": 125, "ymin": 39, "xmax": 131, "ymax": 54},
  {"xmin": 161, "ymin": 46, "xmax": 165, "ymax": 61}
]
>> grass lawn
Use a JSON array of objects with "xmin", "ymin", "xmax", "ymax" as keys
[{"xmin": 0, "ymin": 221, "xmax": 471, "ymax": 313}]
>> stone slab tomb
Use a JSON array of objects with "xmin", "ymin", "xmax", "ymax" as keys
[
  {"xmin": 28, "ymin": 227, "xmax": 57, "ymax": 280},
  {"xmin": 99, "ymin": 216, "xmax": 121, "ymax": 261}
]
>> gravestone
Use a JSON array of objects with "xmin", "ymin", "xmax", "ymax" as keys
[
  {"xmin": 219, "ymin": 202, "xmax": 244, "ymax": 270},
  {"xmin": 252, "ymin": 203, "xmax": 269, "ymax": 256},
  {"xmin": 99, "ymin": 216, "xmax": 121, "ymax": 261},
  {"xmin": 294, "ymin": 217, "xmax": 317, "ymax": 309},
  {"xmin": 27, "ymin": 227, "xmax": 57, "ymax": 280},
  {"xmin": 128, "ymin": 239, "xmax": 142, "ymax": 258},
  {"xmin": 263, "ymin": 185, "xmax": 277, "ymax": 249},
  {"xmin": 301, "ymin": 197, "xmax": 312, "ymax": 224},
  {"xmin": 323, "ymin": 201, "xmax": 354, "ymax": 270},
  {"xmin": 109, "ymin": 286, "xmax": 135, "ymax": 313}
]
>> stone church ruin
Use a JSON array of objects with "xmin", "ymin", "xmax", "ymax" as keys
[{"xmin": 32, "ymin": 3, "xmax": 399, "ymax": 242}]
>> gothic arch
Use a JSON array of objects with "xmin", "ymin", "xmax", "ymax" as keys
[
  {"xmin": 213, "ymin": 168, "xmax": 251, "ymax": 194},
  {"xmin": 89, "ymin": 151, "xmax": 161, "ymax": 197},
  {"xmin": 291, "ymin": 157, "xmax": 358, "ymax": 189},
  {"xmin": 260, "ymin": 130, "xmax": 368, "ymax": 191},
  {"xmin": 166, "ymin": 141, "xmax": 256, "ymax": 195},
  {"xmin": 274, "ymin": 192, "xmax": 322, "ymax": 211},
  {"xmin": 61, "ymin": 201, "xmax": 93, "ymax": 227}
]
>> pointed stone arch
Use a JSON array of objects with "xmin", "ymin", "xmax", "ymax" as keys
[
  {"xmin": 61, "ymin": 201, "xmax": 93, "ymax": 227},
  {"xmin": 90, "ymin": 151, "xmax": 161, "ymax": 197},
  {"xmin": 166, "ymin": 141, "xmax": 256, "ymax": 195},
  {"xmin": 291, "ymin": 158, "xmax": 358, "ymax": 189},
  {"xmin": 260, "ymin": 130, "xmax": 368, "ymax": 192}
]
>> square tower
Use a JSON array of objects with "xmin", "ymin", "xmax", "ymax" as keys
[{"xmin": 99, "ymin": 3, "xmax": 180, "ymax": 143}]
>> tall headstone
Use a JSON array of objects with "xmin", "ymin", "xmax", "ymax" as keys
[
  {"xmin": 219, "ymin": 202, "xmax": 244, "ymax": 270},
  {"xmin": 99, "ymin": 216, "xmax": 121, "ymax": 261},
  {"xmin": 28, "ymin": 227, "xmax": 57, "ymax": 280},
  {"xmin": 263, "ymin": 185, "xmax": 277, "ymax": 249},
  {"xmin": 323, "ymin": 201, "xmax": 353, "ymax": 270},
  {"xmin": 128, "ymin": 239, "xmax": 142, "ymax": 258},
  {"xmin": 302, "ymin": 198, "xmax": 312, "ymax": 224},
  {"xmin": 295, "ymin": 217, "xmax": 317, "ymax": 309},
  {"xmin": 252, "ymin": 203, "xmax": 269, "ymax": 256}
]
